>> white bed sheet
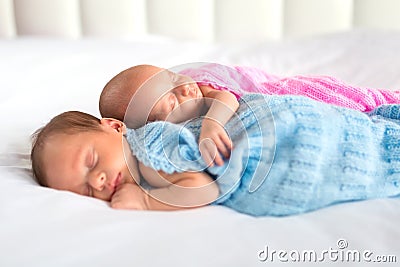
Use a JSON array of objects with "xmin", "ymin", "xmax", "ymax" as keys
[{"xmin": 1, "ymin": 30, "xmax": 399, "ymax": 267}]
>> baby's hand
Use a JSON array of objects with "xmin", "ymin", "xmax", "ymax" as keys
[
  {"xmin": 199, "ymin": 118, "xmax": 232, "ymax": 167},
  {"xmin": 110, "ymin": 183, "xmax": 148, "ymax": 210}
]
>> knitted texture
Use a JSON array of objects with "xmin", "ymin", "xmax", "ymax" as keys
[
  {"xmin": 179, "ymin": 63, "xmax": 400, "ymax": 112},
  {"xmin": 125, "ymin": 94, "xmax": 400, "ymax": 216}
]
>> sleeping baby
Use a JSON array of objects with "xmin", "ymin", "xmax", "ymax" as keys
[
  {"xmin": 31, "ymin": 93, "xmax": 400, "ymax": 216},
  {"xmin": 99, "ymin": 63, "xmax": 400, "ymax": 167}
]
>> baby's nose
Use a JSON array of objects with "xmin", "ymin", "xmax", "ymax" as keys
[
  {"xmin": 90, "ymin": 172, "xmax": 106, "ymax": 191},
  {"xmin": 175, "ymin": 85, "xmax": 192, "ymax": 101}
]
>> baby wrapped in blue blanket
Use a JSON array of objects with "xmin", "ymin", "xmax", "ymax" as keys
[{"xmin": 126, "ymin": 94, "xmax": 400, "ymax": 216}]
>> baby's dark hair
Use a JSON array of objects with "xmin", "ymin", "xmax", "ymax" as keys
[
  {"xmin": 99, "ymin": 64, "xmax": 161, "ymax": 120},
  {"xmin": 31, "ymin": 111, "xmax": 102, "ymax": 186},
  {"xmin": 99, "ymin": 66, "xmax": 145, "ymax": 121}
]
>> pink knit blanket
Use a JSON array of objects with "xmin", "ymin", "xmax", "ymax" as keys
[{"xmin": 179, "ymin": 63, "xmax": 400, "ymax": 112}]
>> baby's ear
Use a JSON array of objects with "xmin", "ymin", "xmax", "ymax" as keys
[{"xmin": 100, "ymin": 118, "xmax": 126, "ymax": 134}]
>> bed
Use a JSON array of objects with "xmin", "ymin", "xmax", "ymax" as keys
[{"xmin": 1, "ymin": 1, "xmax": 400, "ymax": 266}]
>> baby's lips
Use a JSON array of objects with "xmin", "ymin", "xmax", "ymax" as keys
[{"xmin": 109, "ymin": 175, "xmax": 120, "ymax": 197}]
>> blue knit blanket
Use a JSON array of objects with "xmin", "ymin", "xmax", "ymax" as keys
[{"xmin": 125, "ymin": 94, "xmax": 400, "ymax": 216}]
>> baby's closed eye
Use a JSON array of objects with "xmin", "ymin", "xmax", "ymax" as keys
[{"xmin": 85, "ymin": 148, "xmax": 96, "ymax": 169}]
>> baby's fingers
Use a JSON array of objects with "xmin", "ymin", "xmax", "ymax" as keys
[
  {"xmin": 199, "ymin": 138, "xmax": 217, "ymax": 167},
  {"xmin": 199, "ymin": 138, "xmax": 227, "ymax": 166},
  {"xmin": 211, "ymin": 138, "xmax": 229, "ymax": 165},
  {"xmin": 217, "ymin": 132, "xmax": 233, "ymax": 158}
]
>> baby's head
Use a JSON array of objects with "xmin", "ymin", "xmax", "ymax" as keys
[
  {"xmin": 31, "ymin": 111, "xmax": 136, "ymax": 201},
  {"xmin": 99, "ymin": 64, "xmax": 204, "ymax": 128},
  {"xmin": 99, "ymin": 65, "xmax": 163, "ymax": 121}
]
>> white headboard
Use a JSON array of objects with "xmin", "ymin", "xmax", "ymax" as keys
[{"xmin": 1, "ymin": 0, "xmax": 400, "ymax": 42}]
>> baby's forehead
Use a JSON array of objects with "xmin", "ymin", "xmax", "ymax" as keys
[
  {"xmin": 47, "ymin": 130, "xmax": 101, "ymax": 145},
  {"xmin": 124, "ymin": 70, "xmax": 179, "ymax": 128},
  {"xmin": 125, "ymin": 67, "xmax": 165, "ymax": 94},
  {"xmin": 137, "ymin": 65, "xmax": 165, "ymax": 75},
  {"xmin": 130, "ymin": 65, "xmax": 166, "ymax": 82},
  {"xmin": 129, "ymin": 70, "xmax": 176, "ymax": 97}
]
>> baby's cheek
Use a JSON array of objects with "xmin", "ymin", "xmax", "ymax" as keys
[
  {"xmin": 149, "ymin": 98, "xmax": 172, "ymax": 121},
  {"xmin": 147, "ymin": 107, "xmax": 163, "ymax": 122}
]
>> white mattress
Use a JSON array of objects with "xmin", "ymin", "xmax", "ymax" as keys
[{"xmin": 1, "ymin": 30, "xmax": 399, "ymax": 267}]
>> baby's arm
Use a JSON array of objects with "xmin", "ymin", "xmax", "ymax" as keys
[
  {"xmin": 199, "ymin": 85, "xmax": 239, "ymax": 166},
  {"xmin": 111, "ymin": 163, "xmax": 219, "ymax": 210}
]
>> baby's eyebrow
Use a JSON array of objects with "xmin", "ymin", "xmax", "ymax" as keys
[
  {"xmin": 71, "ymin": 145, "xmax": 85, "ymax": 171},
  {"xmin": 73, "ymin": 145, "xmax": 88, "ymax": 178},
  {"xmin": 77, "ymin": 146, "xmax": 88, "ymax": 167},
  {"xmin": 79, "ymin": 147, "xmax": 93, "ymax": 196},
  {"xmin": 85, "ymin": 148, "xmax": 95, "ymax": 168}
]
